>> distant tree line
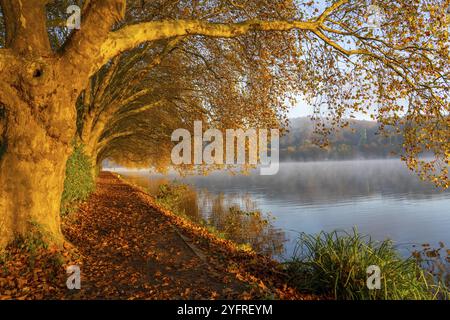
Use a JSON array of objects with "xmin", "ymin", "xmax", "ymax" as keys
[{"xmin": 279, "ymin": 118, "xmax": 403, "ymax": 161}]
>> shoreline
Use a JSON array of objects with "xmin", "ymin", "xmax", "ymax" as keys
[
  {"xmin": 0, "ymin": 172, "xmax": 316, "ymax": 300},
  {"xmin": 2, "ymin": 171, "xmax": 445, "ymax": 300},
  {"xmin": 109, "ymin": 171, "xmax": 316, "ymax": 300}
]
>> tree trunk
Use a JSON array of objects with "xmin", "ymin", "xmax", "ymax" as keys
[
  {"xmin": 0, "ymin": 139, "xmax": 69, "ymax": 248},
  {"xmin": 84, "ymin": 144, "xmax": 100, "ymax": 181},
  {"xmin": 79, "ymin": 116, "xmax": 102, "ymax": 179},
  {"xmin": 0, "ymin": 66, "xmax": 76, "ymax": 248},
  {"xmin": 0, "ymin": 0, "xmax": 129, "ymax": 248}
]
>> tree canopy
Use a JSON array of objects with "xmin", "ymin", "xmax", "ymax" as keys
[
  {"xmin": 1, "ymin": 1, "xmax": 449, "ymax": 183},
  {"xmin": 89, "ymin": 2, "xmax": 450, "ymax": 184}
]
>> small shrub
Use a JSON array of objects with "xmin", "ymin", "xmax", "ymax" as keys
[
  {"xmin": 156, "ymin": 183, "xmax": 189, "ymax": 212},
  {"xmin": 283, "ymin": 229, "xmax": 448, "ymax": 300},
  {"xmin": 61, "ymin": 144, "xmax": 95, "ymax": 216}
]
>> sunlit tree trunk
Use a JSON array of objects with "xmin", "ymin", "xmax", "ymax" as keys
[
  {"xmin": 0, "ymin": 0, "xmax": 124, "ymax": 247},
  {"xmin": 79, "ymin": 112, "xmax": 107, "ymax": 179},
  {"xmin": 0, "ymin": 63, "xmax": 77, "ymax": 247}
]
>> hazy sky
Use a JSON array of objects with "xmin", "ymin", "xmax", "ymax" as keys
[
  {"xmin": 288, "ymin": 98, "xmax": 314, "ymax": 118},
  {"xmin": 287, "ymin": 97, "xmax": 374, "ymax": 121}
]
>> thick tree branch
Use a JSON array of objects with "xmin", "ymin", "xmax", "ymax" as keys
[
  {"xmin": 0, "ymin": 0, "xmax": 51, "ymax": 55},
  {"xmin": 95, "ymin": 19, "xmax": 319, "ymax": 73},
  {"xmin": 96, "ymin": 131, "xmax": 134, "ymax": 151},
  {"xmin": 317, "ymin": 0, "xmax": 349, "ymax": 24},
  {"xmin": 115, "ymin": 100, "xmax": 164, "ymax": 122},
  {"xmin": 93, "ymin": 0, "xmax": 354, "ymax": 74},
  {"xmin": 60, "ymin": 0, "xmax": 126, "ymax": 78},
  {"xmin": 94, "ymin": 56, "xmax": 122, "ymax": 104}
]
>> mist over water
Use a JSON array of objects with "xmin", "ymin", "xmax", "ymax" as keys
[{"xmin": 117, "ymin": 159, "xmax": 450, "ymax": 259}]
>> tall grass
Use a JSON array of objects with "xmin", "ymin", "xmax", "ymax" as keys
[{"xmin": 283, "ymin": 229, "xmax": 448, "ymax": 300}]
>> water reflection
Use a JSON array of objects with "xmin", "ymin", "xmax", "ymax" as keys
[
  {"xmin": 202, "ymin": 192, "xmax": 285, "ymax": 256},
  {"xmin": 181, "ymin": 160, "xmax": 449, "ymax": 205}
]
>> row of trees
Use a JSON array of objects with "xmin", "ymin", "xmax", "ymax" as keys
[{"xmin": 0, "ymin": 0, "xmax": 449, "ymax": 247}]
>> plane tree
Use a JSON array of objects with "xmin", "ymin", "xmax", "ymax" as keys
[{"xmin": 78, "ymin": 24, "xmax": 297, "ymax": 173}]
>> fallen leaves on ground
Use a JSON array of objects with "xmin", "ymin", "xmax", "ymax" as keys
[{"xmin": 0, "ymin": 172, "xmax": 316, "ymax": 300}]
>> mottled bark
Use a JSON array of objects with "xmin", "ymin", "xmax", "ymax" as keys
[
  {"xmin": 0, "ymin": 0, "xmax": 51, "ymax": 56},
  {"xmin": 0, "ymin": 56, "xmax": 76, "ymax": 247},
  {"xmin": 0, "ymin": 0, "xmax": 126, "ymax": 247}
]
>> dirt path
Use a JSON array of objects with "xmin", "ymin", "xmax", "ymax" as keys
[
  {"xmin": 64, "ymin": 172, "xmax": 315, "ymax": 299},
  {"xmin": 63, "ymin": 172, "xmax": 252, "ymax": 299}
]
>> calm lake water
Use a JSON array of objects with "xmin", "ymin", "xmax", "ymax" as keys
[{"xmin": 116, "ymin": 159, "xmax": 450, "ymax": 259}]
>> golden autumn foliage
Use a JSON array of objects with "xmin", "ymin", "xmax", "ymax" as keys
[{"xmin": 0, "ymin": 0, "xmax": 449, "ymax": 247}]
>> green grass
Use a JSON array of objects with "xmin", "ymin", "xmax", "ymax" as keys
[
  {"xmin": 60, "ymin": 144, "xmax": 95, "ymax": 216},
  {"xmin": 283, "ymin": 229, "xmax": 449, "ymax": 300},
  {"xmin": 155, "ymin": 183, "xmax": 190, "ymax": 212}
]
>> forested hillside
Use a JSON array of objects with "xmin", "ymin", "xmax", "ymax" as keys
[{"xmin": 280, "ymin": 118, "xmax": 403, "ymax": 161}]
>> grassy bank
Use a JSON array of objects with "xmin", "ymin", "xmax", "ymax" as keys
[
  {"xmin": 153, "ymin": 182, "xmax": 276, "ymax": 253},
  {"xmin": 283, "ymin": 230, "xmax": 449, "ymax": 300},
  {"xmin": 60, "ymin": 144, "xmax": 95, "ymax": 216},
  {"xmin": 148, "ymin": 179, "xmax": 449, "ymax": 300}
]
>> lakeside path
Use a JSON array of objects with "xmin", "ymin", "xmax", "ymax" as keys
[{"xmin": 60, "ymin": 172, "xmax": 314, "ymax": 300}]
